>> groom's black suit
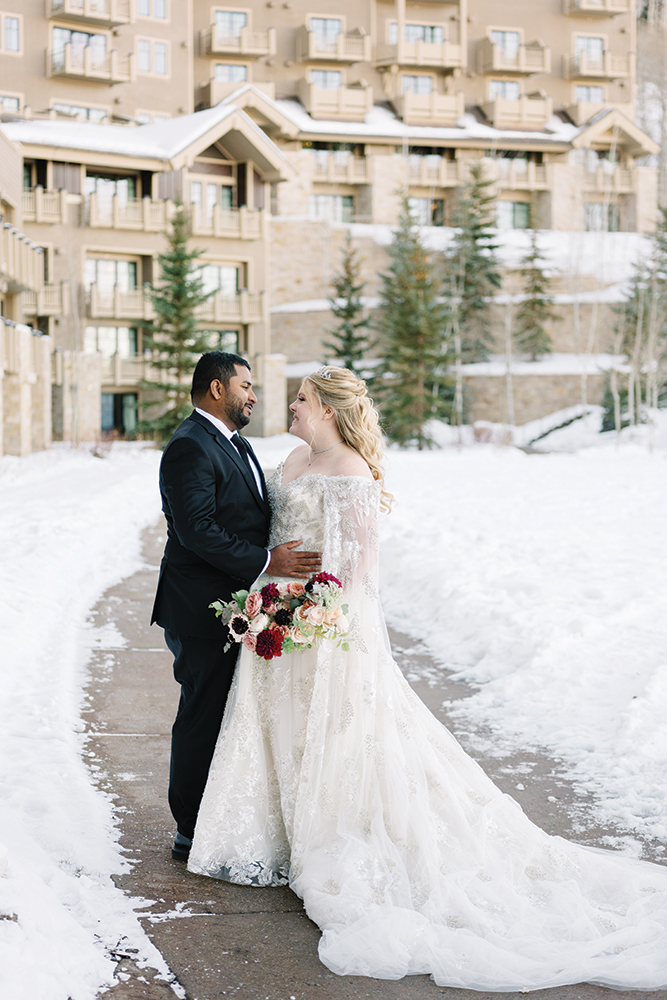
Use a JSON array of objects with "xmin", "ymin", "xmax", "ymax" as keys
[{"xmin": 151, "ymin": 410, "xmax": 271, "ymax": 839}]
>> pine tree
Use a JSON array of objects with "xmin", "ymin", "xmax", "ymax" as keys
[
  {"xmin": 324, "ymin": 233, "xmax": 372, "ymax": 375},
  {"xmin": 375, "ymin": 200, "xmax": 453, "ymax": 449},
  {"xmin": 444, "ymin": 160, "xmax": 501, "ymax": 362},
  {"xmin": 140, "ymin": 205, "xmax": 214, "ymax": 444},
  {"xmin": 514, "ymin": 213, "xmax": 557, "ymax": 360}
]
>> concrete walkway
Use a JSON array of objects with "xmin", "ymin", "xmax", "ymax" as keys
[{"xmin": 86, "ymin": 521, "xmax": 667, "ymax": 1000}]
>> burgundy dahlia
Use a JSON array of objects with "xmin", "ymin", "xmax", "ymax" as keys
[
  {"xmin": 255, "ymin": 629, "xmax": 276, "ymax": 660},
  {"xmin": 274, "ymin": 608, "xmax": 293, "ymax": 627},
  {"xmin": 260, "ymin": 582, "xmax": 280, "ymax": 609},
  {"xmin": 306, "ymin": 571, "xmax": 342, "ymax": 592}
]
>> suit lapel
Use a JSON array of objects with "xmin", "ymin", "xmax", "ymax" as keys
[{"xmin": 189, "ymin": 411, "xmax": 269, "ymax": 514}]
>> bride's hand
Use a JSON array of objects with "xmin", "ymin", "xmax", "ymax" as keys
[{"xmin": 267, "ymin": 540, "xmax": 321, "ymax": 578}]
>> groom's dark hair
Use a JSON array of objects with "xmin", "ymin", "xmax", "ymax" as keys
[{"xmin": 191, "ymin": 352, "xmax": 251, "ymax": 402}]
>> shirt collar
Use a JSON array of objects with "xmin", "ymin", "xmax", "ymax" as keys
[{"xmin": 195, "ymin": 407, "xmax": 236, "ymax": 441}]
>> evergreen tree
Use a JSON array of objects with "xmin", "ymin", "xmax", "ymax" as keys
[
  {"xmin": 514, "ymin": 213, "xmax": 557, "ymax": 360},
  {"xmin": 140, "ymin": 205, "xmax": 214, "ymax": 444},
  {"xmin": 375, "ymin": 200, "xmax": 453, "ymax": 449},
  {"xmin": 444, "ymin": 160, "xmax": 501, "ymax": 362},
  {"xmin": 324, "ymin": 233, "xmax": 373, "ymax": 375}
]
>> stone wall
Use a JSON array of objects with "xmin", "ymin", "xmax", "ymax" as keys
[
  {"xmin": 464, "ymin": 372, "xmax": 606, "ymax": 426},
  {"xmin": 52, "ymin": 350, "xmax": 101, "ymax": 444},
  {"xmin": 1, "ymin": 322, "xmax": 53, "ymax": 457}
]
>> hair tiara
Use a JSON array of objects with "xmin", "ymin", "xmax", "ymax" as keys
[{"xmin": 313, "ymin": 367, "xmax": 332, "ymax": 379}]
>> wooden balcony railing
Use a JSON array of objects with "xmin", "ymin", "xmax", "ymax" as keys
[
  {"xmin": 564, "ymin": 51, "xmax": 634, "ymax": 80},
  {"xmin": 88, "ymin": 194, "xmax": 175, "ymax": 232},
  {"xmin": 313, "ymin": 155, "xmax": 369, "ymax": 183},
  {"xmin": 584, "ymin": 165, "xmax": 635, "ymax": 193},
  {"xmin": 484, "ymin": 160, "xmax": 551, "ymax": 190},
  {"xmin": 478, "ymin": 37, "xmax": 551, "ymax": 75},
  {"xmin": 296, "ymin": 26, "xmax": 371, "ymax": 63},
  {"xmin": 87, "ymin": 284, "xmax": 154, "ymax": 320},
  {"xmin": 100, "ymin": 354, "xmax": 150, "ymax": 387},
  {"xmin": 392, "ymin": 90, "xmax": 465, "ymax": 125},
  {"xmin": 201, "ymin": 25, "xmax": 276, "ymax": 58},
  {"xmin": 47, "ymin": 0, "xmax": 130, "ymax": 26},
  {"xmin": 22, "ymin": 283, "xmax": 70, "ymax": 317},
  {"xmin": 564, "ymin": 0, "xmax": 631, "ymax": 15},
  {"xmin": 297, "ymin": 79, "xmax": 374, "ymax": 120},
  {"xmin": 481, "ymin": 93, "xmax": 553, "ymax": 128},
  {"xmin": 0, "ymin": 224, "xmax": 43, "ymax": 294},
  {"xmin": 190, "ymin": 206, "xmax": 265, "ymax": 240},
  {"xmin": 408, "ymin": 158, "xmax": 463, "ymax": 187},
  {"xmin": 48, "ymin": 44, "xmax": 134, "ymax": 83},
  {"xmin": 22, "ymin": 189, "xmax": 68, "ymax": 225},
  {"xmin": 375, "ymin": 39, "xmax": 464, "ymax": 70},
  {"xmin": 196, "ymin": 290, "xmax": 263, "ymax": 324}
]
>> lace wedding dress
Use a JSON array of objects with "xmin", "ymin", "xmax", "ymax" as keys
[{"xmin": 188, "ymin": 468, "xmax": 667, "ymax": 990}]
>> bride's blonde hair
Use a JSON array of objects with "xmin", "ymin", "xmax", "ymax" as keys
[{"xmin": 302, "ymin": 366, "xmax": 393, "ymax": 513}]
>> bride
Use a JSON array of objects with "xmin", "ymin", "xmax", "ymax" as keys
[{"xmin": 188, "ymin": 366, "xmax": 667, "ymax": 991}]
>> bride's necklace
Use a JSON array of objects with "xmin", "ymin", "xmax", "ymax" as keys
[{"xmin": 307, "ymin": 441, "xmax": 343, "ymax": 466}]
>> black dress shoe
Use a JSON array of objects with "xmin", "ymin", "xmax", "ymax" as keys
[{"xmin": 171, "ymin": 832, "xmax": 192, "ymax": 861}]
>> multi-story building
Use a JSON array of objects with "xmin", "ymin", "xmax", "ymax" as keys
[{"xmin": 0, "ymin": 1, "xmax": 660, "ymax": 432}]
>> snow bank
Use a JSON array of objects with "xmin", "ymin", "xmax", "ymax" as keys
[
  {"xmin": 378, "ymin": 441, "xmax": 667, "ymax": 848},
  {"xmin": 0, "ymin": 443, "xmax": 167, "ymax": 1000}
]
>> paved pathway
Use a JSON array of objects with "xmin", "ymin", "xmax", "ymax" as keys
[{"xmin": 86, "ymin": 521, "xmax": 667, "ymax": 1000}]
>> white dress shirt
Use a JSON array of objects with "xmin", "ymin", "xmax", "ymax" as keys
[{"xmin": 195, "ymin": 407, "xmax": 271, "ymax": 575}]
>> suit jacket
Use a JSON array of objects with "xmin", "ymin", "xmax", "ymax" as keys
[{"xmin": 151, "ymin": 410, "xmax": 271, "ymax": 639}]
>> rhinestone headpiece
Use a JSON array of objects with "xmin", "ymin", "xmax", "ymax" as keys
[{"xmin": 314, "ymin": 366, "xmax": 332, "ymax": 379}]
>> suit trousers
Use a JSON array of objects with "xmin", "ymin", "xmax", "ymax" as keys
[{"xmin": 164, "ymin": 629, "xmax": 238, "ymax": 839}]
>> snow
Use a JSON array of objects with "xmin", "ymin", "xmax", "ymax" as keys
[
  {"xmin": 0, "ymin": 443, "xmax": 168, "ymax": 1000},
  {"xmin": 5, "ymin": 422, "xmax": 667, "ymax": 997}
]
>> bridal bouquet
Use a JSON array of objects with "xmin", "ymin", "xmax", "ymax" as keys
[{"xmin": 210, "ymin": 572, "xmax": 351, "ymax": 662}]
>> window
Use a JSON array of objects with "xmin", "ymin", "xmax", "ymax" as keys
[
  {"xmin": 310, "ymin": 194, "xmax": 354, "ymax": 223},
  {"xmin": 0, "ymin": 94, "xmax": 19, "ymax": 112},
  {"xmin": 390, "ymin": 22, "xmax": 444, "ymax": 45},
  {"xmin": 576, "ymin": 36, "xmax": 604, "ymax": 66},
  {"xmin": 137, "ymin": 0, "xmax": 150, "ymax": 15},
  {"xmin": 214, "ymin": 10, "xmax": 247, "ymax": 38},
  {"xmin": 52, "ymin": 102, "xmax": 107, "ymax": 122},
  {"xmin": 137, "ymin": 0, "xmax": 167, "ymax": 18},
  {"xmin": 496, "ymin": 201, "xmax": 530, "ymax": 229},
  {"xmin": 491, "ymin": 30, "xmax": 520, "ymax": 59},
  {"xmin": 207, "ymin": 329, "xmax": 238, "ymax": 352},
  {"xmin": 202, "ymin": 264, "xmax": 239, "ymax": 298},
  {"xmin": 310, "ymin": 69, "xmax": 342, "ymax": 90},
  {"xmin": 85, "ymin": 172, "xmax": 138, "ymax": 221},
  {"xmin": 2, "ymin": 14, "xmax": 19, "ymax": 52},
  {"xmin": 402, "ymin": 75, "xmax": 433, "ymax": 95},
  {"xmin": 154, "ymin": 0, "xmax": 166, "ymax": 17},
  {"xmin": 584, "ymin": 202, "xmax": 619, "ymax": 232},
  {"xmin": 489, "ymin": 80, "xmax": 520, "ymax": 100},
  {"xmin": 85, "ymin": 259, "xmax": 138, "ymax": 308},
  {"xmin": 85, "ymin": 326, "xmax": 139, "ymax": 357},
  {"xmin": 576, "ymin": 85, "xmax": 604, "ymax": 102},
  {"xmin": 407, "ymin": 197, "xmax": 444, "ymax": 226},
  {"xmin": 214, "ymin": 63, "xmax": 247, "ymax": 82},
  {"xmin": 191, "ymin": 181, "xmax": 233, "ymax": 220},
  {"xmin": 311, "ymin": 17, "xmax": 342, "ymax": 47},
  {"xmin": 101, "ymin": 394, "xmax": 138, "ymax": 435},
  {"xmin": 52, "ymin": 27, "xmax": 106, "ymax": 72},
  {"xmin": 136, "ymin": 38, "xmax": 169, "ymax": 75}
]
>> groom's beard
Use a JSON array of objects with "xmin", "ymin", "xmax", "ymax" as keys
[{"xmin": 226, "ymin": 399, "xmax": 251, "ymax": 429}]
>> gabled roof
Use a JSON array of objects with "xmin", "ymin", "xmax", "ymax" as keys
[
  {"xmin": 216, "ymin": 84, "xmax": 301, "ymax": 140},
  {"xmin": 0, "ymin": 103, "xmax": 295, "ymax": 180},
  {"xmin": 571, "ymin": 107, "xmax": 659, "ymax": 157}
]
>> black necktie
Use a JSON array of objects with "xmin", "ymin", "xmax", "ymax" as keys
[{"xmin": 231, "ymin": 432, "xmax": 252, "ymax": 472}]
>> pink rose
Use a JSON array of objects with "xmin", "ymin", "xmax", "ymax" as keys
[
  {"xmin": 244, "ymin": 592, "xmax": 263, "ymax": 617},
  {"xmin": 288, "ymin": 582, "xmax": 306, "ymax": 598},
  {"xmin": 306, "ymin": 605, "xmax": 327, "ymax": 627},
  {"xmin": 276, "ymin": 583, "xmax": 291, "ymax": 598},
  {"xmin": 323, "ymin": 607, "xmax": 342, "ymax": 626},
  {"xmin": 242, "ymin": 632, "xmax": 257, "ymax": 652},
  {"xmin": 248, "ymin": 612, "xmax": 269, "ymax": 634},
  {"xmin": 289, "ymin": 626, "xmax": 310, "ymax": 645},
  {"xmin": 335, "ymin": 614, "xmax": 349, "ymax": 633}
]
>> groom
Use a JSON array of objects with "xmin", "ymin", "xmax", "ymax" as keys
[{"xmin": 152, "ymin": 351, "xmax": 320, "ymax": 860}]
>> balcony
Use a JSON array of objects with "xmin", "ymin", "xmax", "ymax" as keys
[
  {"xmin": 196, "ymin": 290, "xmax": 264, "ymax": 324},
  {"xmin": 22, "ymin": 188, "xmax": 68, "ymax": 225},
  {"xmin": 392, "ymin": 89, "xmax": 464, "ymax": 125},
  {"xmin": 564, "ymin": 0, "xmax": 631, "ymax": 15},
  {"xmin": 584, "ymin": 164, "xmax": 635, "ymax": 193},
  {"xmin": 48, "ymin": 44, "xmax": 134, "ymax": 83},
  {"xmin": 201, "ymin": 25, "xmax": 276, "ymax": 58},
  {"xmin": 199, "ymin": 80, "xmax": 275, "ymax": 108},
  {"xmin": 0, "ymin": 224, "xmax": 43, "ymax": 294},
  {"xmin": 296, "ymin": 27, "xmax": 371, "ymax": 64},
  {"xmin": 481, "ymin": 93, "xmax": 553, "ymax": 128},
  {"xmin": 408, "ymin": 158, "xmax": 464, "ymax": 187},
  {"xmin": 313, "ymin": 155, "xmax": 369, "ymax": 184},
  {"xmin": 87, "ymin": 285, "xmax": 154, "ymax": 321},
  {"xmin": 100, "ymin": 354, "xmax": 151, "ymax": 387},
  {"xmin": 478, "ymin": 37, "xmax": 551, "ymax": 75},
  {"xmin": 565, "ymin": 99, "xmax": 634, "ymax": 125},
  {"xmin": 88, "ymin": 194, "xmax": 175, "ymax": 232},
  {"xmin": 190, "ymin": 205, "xmax": 265, "ymax": 240},
  {"xmin": 297, "ymin": 79, "xmax": 374, "ymax": 120},
  {"xmin": 46, "ymin": 0, "xmax": 130, "ymax": 27},
  {"xmin": 375, "ymin": 39, "xmax": 464, "ymax": 71},
  {"xmin": 484, "ymin": 160, "xmax": 551, "ymax": 190},
  {"xmin": 22, "ymin": 283, "xmax": 70, "ymax": 318},
  {"xmin": 564, "ymin": 51, "xmax": 634, "ymax": 80}
]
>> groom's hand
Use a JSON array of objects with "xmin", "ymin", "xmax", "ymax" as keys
[{"xmin": 267, "ymin": 540, "xmax": 321, "ymax": 579}]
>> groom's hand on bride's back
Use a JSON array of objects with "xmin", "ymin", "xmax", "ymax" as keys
[{"xmin": 268, "ymin": 540, "xmax": 321, "ymax": 579}]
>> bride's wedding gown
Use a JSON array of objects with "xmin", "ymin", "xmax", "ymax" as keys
[{"xmin": 188, "ymin": 469, "xmax": 667, "ymax": 990}]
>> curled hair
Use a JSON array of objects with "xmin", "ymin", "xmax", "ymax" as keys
[{"xmin": 302, "ymin": 366, "xmax": 393, "ymax": 513}]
